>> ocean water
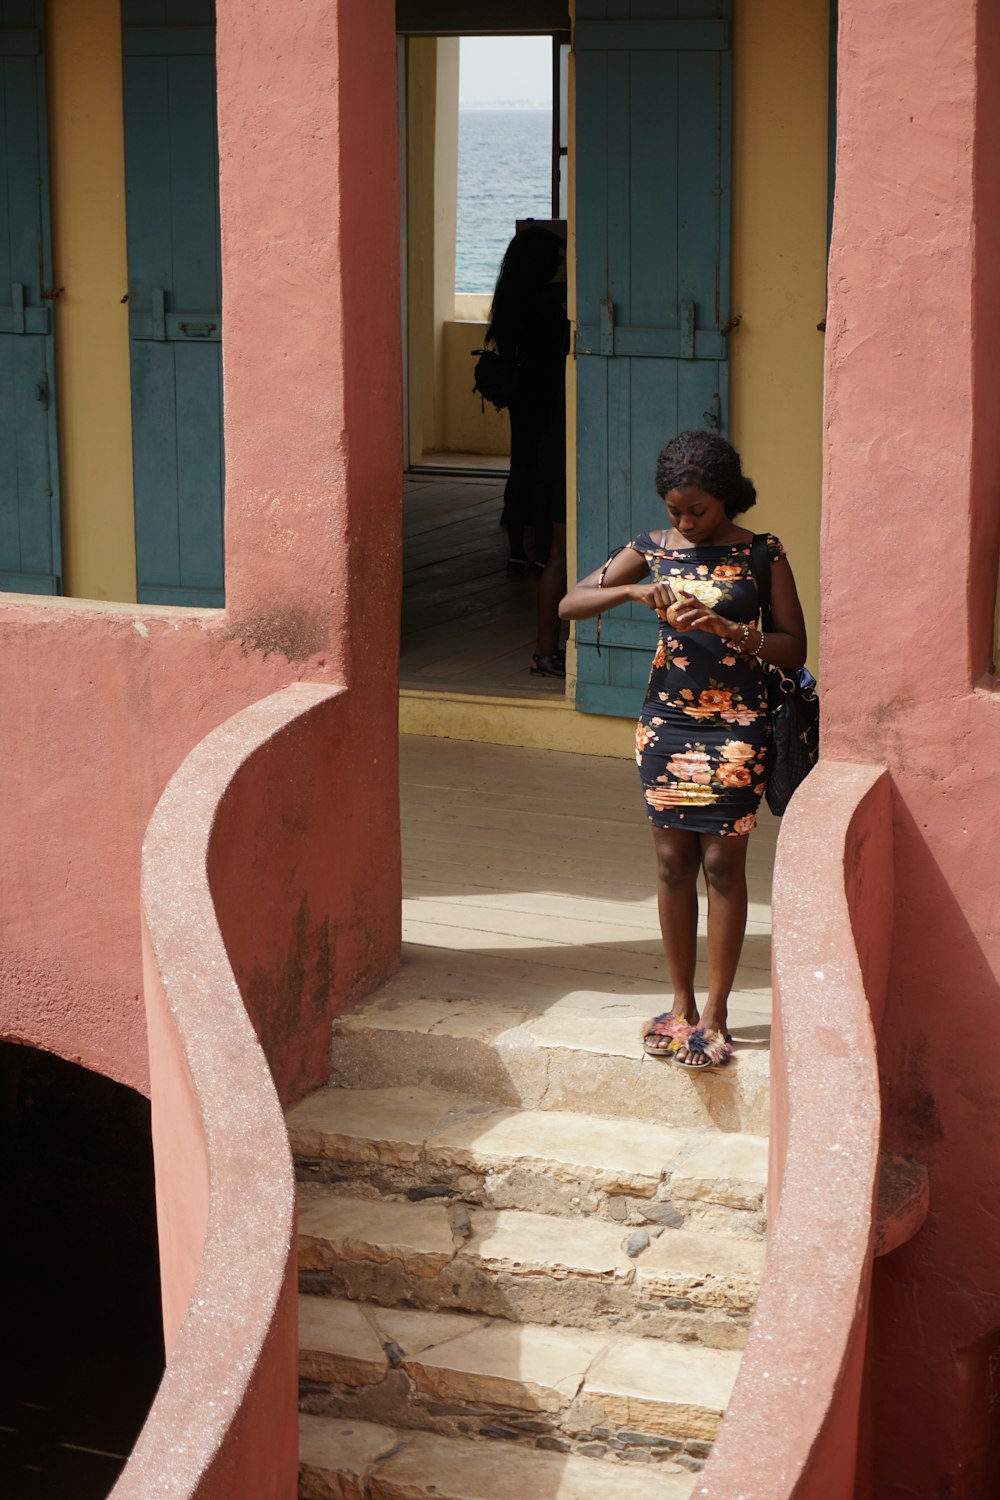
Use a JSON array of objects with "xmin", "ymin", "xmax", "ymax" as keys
[{"xmin": 456, "ymin": 109, "xmax": 552, "ymax": 295}]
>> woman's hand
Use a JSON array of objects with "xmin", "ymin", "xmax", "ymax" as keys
[
  {"xmin": 630, "ymin": 580, "xmax": 677, "ymax": 617},
  {"xmin": 632, "ymin": 585, "xmax": 736, "ymax": 639}
]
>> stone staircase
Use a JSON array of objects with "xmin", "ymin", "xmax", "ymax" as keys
[{"xmin": 289, "ymin": 737, "xmax": 774, "ymax": 1499}]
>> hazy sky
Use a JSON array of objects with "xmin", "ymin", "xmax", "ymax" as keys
[{"xmin": 459, "ymin": 36, "xmax": 552, "ymax": 108}]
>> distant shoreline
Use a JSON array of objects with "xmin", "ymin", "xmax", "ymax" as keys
[{"xmin": 460, "ymin": 103, "xmax": 550, "ymax": 112}]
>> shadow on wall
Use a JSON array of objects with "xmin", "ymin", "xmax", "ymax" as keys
[
  {"xmin": 859, "ymin": 793, "xmax": 1000, "ymax": 1500},
  {"xmin": 0, "ymin": 1043, "xmax": 164, "ymax": 1500}
]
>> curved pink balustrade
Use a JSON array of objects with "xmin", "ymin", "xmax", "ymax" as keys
[
  {"xmin": 697, "ymin": 762, "xmax": 893, "ymax": 1500},
  {"xmin": 116, "ymin": 682, "xmax": 373, "ymax": 1500}
]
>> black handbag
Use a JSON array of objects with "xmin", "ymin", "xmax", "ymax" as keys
[
  {"xmin": 471, "ymin": 345, "xmax": 517, "ymax": 411},
  {"xmin": 749, "ymin": 534, "xmax": 819, "ymax": 816}
]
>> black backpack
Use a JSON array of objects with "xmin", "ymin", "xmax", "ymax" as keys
[{"xmin": 471, "ymin": 346, "xmax": 517, "ymax": 412}]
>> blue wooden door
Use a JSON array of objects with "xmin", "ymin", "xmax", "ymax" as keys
[
  {"xmin": 123, "ymin": 0, "xmax": 224, "ymax": 606},
  {"xmin": 0, "ymin": 1, "xmax": 62, "ymax": 594},
  {"xmin": 574, "ymin": 1, "xmax": 732, "ymax": 716}
]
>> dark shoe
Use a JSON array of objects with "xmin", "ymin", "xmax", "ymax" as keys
[
  {"xmin": 530, "ymin": 652, "xmax": 565, "ymax": 678},
  {"xmin": 507, "ymin": 555, "xmax": 532, "ymax": 573}
]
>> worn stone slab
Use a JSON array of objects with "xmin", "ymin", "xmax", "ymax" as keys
[
  {"xmin": 298, "ymin": 1192, "xmax": 456, "ymax": 1277},
  {"xmin": 670, "ymin": 1133, "xmax": 769, "ymax": 1211},
  {"xmin": 297, "ymin": 1296, "xmax": 746, "ymax": 1451},
  {"xmin": 373, "ymin": 1304, "xmax": 488, "ymax": 1357},
  {"xmin": 633, "ymin": 1227, "xmax": 766, "ymax": 1310},
  {"xmin": 330, "ymin": 997, "xmax": 769, "ymax": 1133},
  {"xmin": 574, "ymin": 1337, "xmax": 741, "ymax": 1440},
  {"xmin": 403, "ymin": 1320, "xmax": 608, "ymax": 1414},
  {"xmin": 291, "ymin": 1085, "xmax": 687, "ymax": 1196},
  {"xmin": 330, "ymin": 999, "xmax": 530, "ymax": 1108},
  {"xmin": 339, "ymin": 995, "xmax": 530, "ymax": 1038},
  {"xmin": 429, "ymin": 1106, "xmax": 687, "ymax": 1195},
  {"xmin": 522, "ymin": 1012, "xmax": 770, "ymax": 1135},
  {"xmin": 298, "ymin": 1413, "xmax": 398, "ymax": 1500},
  {"xmin": 298, "ymin": 1191, "xmax": 761, "ymax": 1339},
  {"xmin": 462, "ymin": 1206, "xmax": 636, "ymax": 1284},
  {"xmin": 299, "ymin": 1297, "xmax": 387, "ymax": 1388},
  {"xmin": 367, "ymin": 1427, "xmax": 696, "ymax": 1500},
  {"xmin": 289, "ymin": 1086, "xmax": 460, "ymax": 1166}
]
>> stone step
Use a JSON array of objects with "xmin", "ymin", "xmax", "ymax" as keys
[
  {"xmin": 288, "ymin": 1085, "xmax": 768, "ymax": 1237},
  {"xmin": 329, "ymin": 995, "xmax": 769, "ymax": 1134},
  {"xmin": 298, "ymin": 1414, "xmax": 698, "ymax": 1500},
  {"xmin": 297, "ymin": 1189, "xmax": 764, "ymax": 1350},
  {"xmin": 298, "ymin": 1294, "xmax": 740, "ymax": 1468}
]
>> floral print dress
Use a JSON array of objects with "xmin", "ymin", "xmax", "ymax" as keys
[{"xmin": 631, "ymin": 532, "xmax": 785, "ymax": 837}]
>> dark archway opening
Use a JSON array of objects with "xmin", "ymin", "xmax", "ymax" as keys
[{"xmin": 0, "ymin": 1043, "xmax": 164, "ymax": 1499}]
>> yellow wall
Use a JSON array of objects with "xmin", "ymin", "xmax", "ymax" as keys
[
  {"xmin": 47, "ymin": 0, "xmax": 136, "ymax": 602},
  {"xmin": 728, "ymin": 0, "xmax": 829, "ymax": 671},
  {"xmin": 406, "ymin": 37, "xmax": 459, "ymax": 464},
  {"xmin": 442, "ymin": 320, "xmax": 511, "ymax": 456}
]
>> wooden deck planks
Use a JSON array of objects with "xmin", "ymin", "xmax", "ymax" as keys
[{"xmin": 401, "ymin": 471, "xmax": 563, "ymax": 697}]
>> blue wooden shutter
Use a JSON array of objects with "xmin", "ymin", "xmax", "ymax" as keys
[
  {"xmin": 0, "ymin": 1, "xmax": 62, "ymax": 595},
  {"xmin": 574, "ymin": 1, "xmax": 732, "ymax": 716},
  {"xmin": 123, "ymin": 0, "xmax": 224, "ymax": 607}
]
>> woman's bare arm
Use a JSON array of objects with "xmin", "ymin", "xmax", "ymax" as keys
[
  {"xmin": 760, "ymin": 556, "xmax": 807, "ymax": 669},
  {"xmin": 559, "ymin": 545, "xmax": 674, "ymax": 621}
]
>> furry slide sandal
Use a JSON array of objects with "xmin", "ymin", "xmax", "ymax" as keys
[
  {"xmin": 672, "ymin": 1026, "xmax": 733, "ymax": 1072},
  {"xmin": 641, "ymin": 1012, "xmax": 695, "ymax": 1059}
]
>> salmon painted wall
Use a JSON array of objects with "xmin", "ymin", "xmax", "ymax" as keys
[
  {"xmin": 824, "ymin": 0, "xmax": 1000, "ymax": 1491},
  {"xmin": 0, "ymin": 0, "xmax": 403, "ymax": 1095}
]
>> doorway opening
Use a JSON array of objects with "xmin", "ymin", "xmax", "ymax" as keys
[
  {"xmin": 399, "ymin": 24, "xmax": 571, "ymax": 699},
  {"xmin": 0, "ymin": 1043, "xmax": 164, "ymax": 1499}
]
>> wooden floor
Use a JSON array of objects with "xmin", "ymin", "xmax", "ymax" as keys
[
  {"xmin": 400, "ymin": 735, "xmax": 774, "ymax": 1042},
  {"xmin": 401, "ymin": 471, "xmax": 565, "ymax": 699}
]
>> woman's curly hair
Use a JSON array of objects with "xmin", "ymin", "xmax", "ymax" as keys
[{"xmin": 654, "ymin": 430, "xmax": 757, "ymax": 518}]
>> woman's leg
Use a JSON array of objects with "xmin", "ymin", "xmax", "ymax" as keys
[
  {"xmin": 647, "ymin": 826, "xmax": 703, "ymax": 1046},
  {"xmin": 534, "ymin": 521, "xmax": 566, "ymax": 658},
  {"xmin": 674, "ymin": 832, "xmax": 750, "ymax": 1063},
  {"xmin": 531, "ymin": 409, "xmax": 566, "ymax": 662},
  {"xmin": 503, "ymin": 404, "xmax": 532, "ymax": 563}
]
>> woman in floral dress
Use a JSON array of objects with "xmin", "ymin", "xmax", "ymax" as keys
[{"xmin": 559, "ymin": 431, "xmax": 807, "ymax": 1069}]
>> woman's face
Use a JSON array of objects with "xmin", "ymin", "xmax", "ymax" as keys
[{"xmin": 663, "ymin": 486, "xmax": 729, "ymax": 546}]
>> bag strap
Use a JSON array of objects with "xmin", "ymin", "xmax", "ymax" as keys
[
  {"xmin": 749, "ymin": 533, "xmax": 773, "ymax": 630},
  {"xmin": 595, "ymin": 543, "xmax": 628, "ymax": 655}
]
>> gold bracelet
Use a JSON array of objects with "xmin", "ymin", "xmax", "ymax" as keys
[{"xmin": 732, "ymin": 622, "xmax": 765, "ymax": 656}]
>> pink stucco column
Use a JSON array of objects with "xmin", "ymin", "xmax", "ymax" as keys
[
  {"xmin": 0, "ymin": 0, "xmax": 402, "ymax": 1094},
  {"xmin": 824, "ymin": 0, "xmax": 1000, "ymax": 1492}
]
